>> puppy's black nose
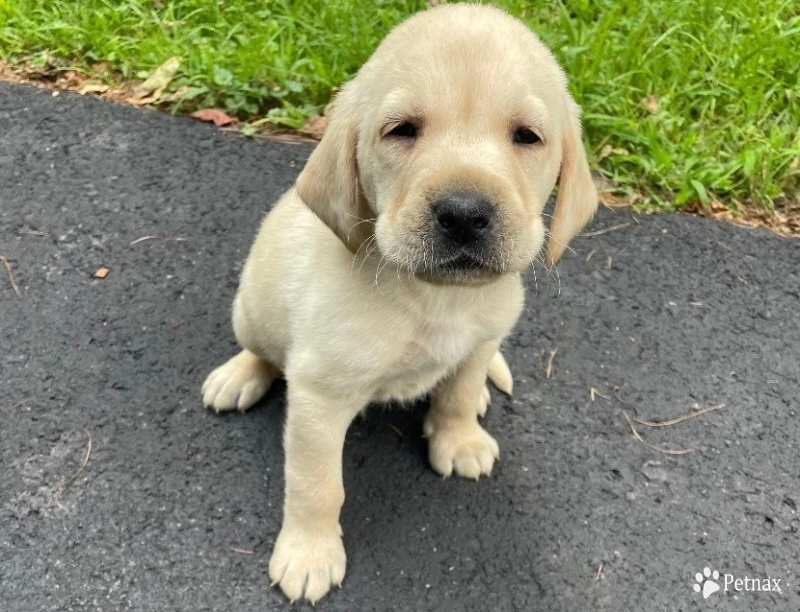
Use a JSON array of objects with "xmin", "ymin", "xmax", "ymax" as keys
[{"xmin": 432, "ymin": 191, "xmax": 495, "ymax": 246}]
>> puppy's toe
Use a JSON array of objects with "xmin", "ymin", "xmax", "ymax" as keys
[
  {"xmin": 304, "ymin": 564, "xmax": 340, "ymax": 604},
  {"xmin": 201, "ymin": 350, "xmax": 277, "ymax": 412},
  {"xmin": 453, "ymin": 440, "xmax": 497, "ymax": 479},
  {"xmin": 487, "ymin": 351, "xmax": 513, "ymax": 395},
  {"xmin": 425, "ymin": 416, "xmax": 500, "ymax": 479},
  {"xmin": 268, "ymin": 524, "xmax": 346, "ymax": 604},
  {"xmin": 477, "ymin": 384, "xmax": 491, "ymax": 418}
]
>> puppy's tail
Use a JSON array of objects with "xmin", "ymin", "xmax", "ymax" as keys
[{"xmin": 488, "ymin": 351, "xmax": 513, "ymax": 396}]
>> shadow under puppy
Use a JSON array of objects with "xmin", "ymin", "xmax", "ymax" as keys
[{"xmin": 202, "ymin": 2, "xmax": 597, "ymax": 604}]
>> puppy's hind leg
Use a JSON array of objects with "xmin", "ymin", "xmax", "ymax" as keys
[
  {"xmin": 477, "ymin": 351, "xmax": 513, "ymax": 417},
  {"xmin": 202, "ymin": 349, "xmax": 279, "ymax": 413},
  {"xmin": 487, "ymin": 350, "xmax": 513, "ymax": 395},
  {"xmin": 425, "ymin": 340, "xmax": 501, "ymax": 480}
]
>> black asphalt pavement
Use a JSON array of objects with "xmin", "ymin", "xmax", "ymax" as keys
[{"xmin": 1, "ymin": 81, "xmax": 799, "ymax": 612}]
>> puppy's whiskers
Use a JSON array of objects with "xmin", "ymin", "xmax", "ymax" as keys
[
  {"xmin": 344, "ymin": 213, "xmax": 376, "ymax": 228},
  {"xmin": 352, "ymin": 234, "xmax": 376, "ymax": 272},
  {"xmin": 529, "ymin": 255, "xmax": 539, "ymax": 294},
  {"xmin": 543, "ymin": 254, "xmax": 562, "ymax": 297},
  {"xmin": 374, "ymin": 238, "xmax": 406, "ymax": 293},
  {"xmin": 373, "ymin": 253, "xmax": 390, "ymax": 295},
  {"xmin": 542, "ymin": 227, "xmax": 578, "ymax": 261}
]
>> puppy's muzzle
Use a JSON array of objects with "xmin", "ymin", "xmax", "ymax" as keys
[
  {"xmin": 431, "ymin": 190, "xmax": 495, "ymax": 261},
  {"xmin": 410, "ymin": 189, "xmax": 505, "ymax": 284}
]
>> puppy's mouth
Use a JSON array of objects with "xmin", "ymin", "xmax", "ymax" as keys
[
  {"xmin": 440, "ymin": 253, "xmax": 486, "ymax": 270},
  {"xmin": 413, "ymin": 250, "xmax": 503, "ymax": 285}
]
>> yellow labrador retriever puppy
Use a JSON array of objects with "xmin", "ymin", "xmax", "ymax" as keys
[{"xmin": 202, "ymin": 3, "xmax": 596, "ymax": 604}]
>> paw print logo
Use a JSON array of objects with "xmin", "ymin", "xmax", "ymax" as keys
[{"xmin": 693, "ymin": 567, "xmax": 721, "ymax": 599}]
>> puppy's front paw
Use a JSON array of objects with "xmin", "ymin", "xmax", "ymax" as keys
[
  {"xmin": 268, "ymin": 524, "xmax": 346, "ymax": 604},
  {"xmin": 202, "ymin": 350, "xmax": 276, "ymax": 412},
  {"xmin": 424, "ymin": 415, "xmax": 500, "ymax": 480}
]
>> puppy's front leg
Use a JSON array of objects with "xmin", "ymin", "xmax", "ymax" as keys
[
  {"xmin": 268, "ymin": 380, "xmax": 367, "ymax": 604},
  {"xmin": 425, "ymin": 340, "xmax": 501, "ymax": 480}
]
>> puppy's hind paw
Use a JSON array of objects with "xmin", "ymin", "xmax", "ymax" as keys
[
  {"xmin": 424, "ymin": 415, "xmax": 499, "ymax": 480},
  {"xmin": 477, "ymin": 384, "xmax": 491, "ymax": 418},
  {"xmin": 487, "ymin": 350, "xmax": 513, "ymax": 395},
  {"xmin": 201, "ymin": 350, "xmax": 278, "ymax": 412}
]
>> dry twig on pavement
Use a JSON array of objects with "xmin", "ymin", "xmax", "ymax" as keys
[
  {"xmin": 580, "ymin": 222, "xmax": 630, "ymax": 237},
  {"xmin": 543, "ymin": 348, "xmax": 558, "ymax": 379},
  {"xmin": 622, "ymin": 411, "xmax": 694, "ymax": 456},
  {"xmin": 0, "ymin": 254, "xmax": 22, "ymax": 298},
  {"xmin": 130, "ymin": 235, "xmax": 186, "ymax": 246},
  {"xmin": 53, "ymin": 430, "xmax": 93, "ymax": 492},
  {"xmin": 632, "ymin": 404, "xmax": 726, "ymax": 428}
]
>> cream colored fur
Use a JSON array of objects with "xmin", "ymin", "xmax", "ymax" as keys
[{"xmin": 202, "ymin": 3, "xmax": 596, "ymax": 604}]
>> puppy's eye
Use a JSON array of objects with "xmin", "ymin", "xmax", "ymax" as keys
[
  {"xmin": 513, "ymin": 127, "xmax": 541, "ymax": 145},
  {"xmin": 385, "ymin": 121, "xmax": 418, "ymax": 140}
]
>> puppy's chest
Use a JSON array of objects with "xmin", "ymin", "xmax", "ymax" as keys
[
  {"xmin": 397, "ymin": 322, "xmax": 471, "ymax": 368},
  {"xmin": 371, "ymin": 319, "xmax": 482, "ymax": 402}
]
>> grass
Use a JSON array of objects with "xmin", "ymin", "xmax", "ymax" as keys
[{"xmin": 1, "ymin": 0, "xmax": 798, "ymax": 211}]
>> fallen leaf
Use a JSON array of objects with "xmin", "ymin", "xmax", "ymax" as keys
[
  {"xmin": 91, "ymin": 62, "xmax": 114, "ymax": 76},
  {"xmin": 191, "ymin": 108, "xmax": 239, "ymax": 127},
  {"xmin": 130, "ymin": 90, "xmax": 163, "ymax": 106},
  {"xmin": 599, "ymin": 144, "xmax": 630, "ymax": 160},
  {"xmin": 640, "ymin": 95, "xmax": 659, "ymax": 114},
  {"xmin": 160, "ymin": 85, "xmax": 190, "ymax": 103},
  {"xmin": 132, "ymin": 57, "xmax": 180, "ymax": 100},
  {"xmin": 78, "ymin": 81, "xmax": 109, "ymax": 95},
  {"xmin": 55, "ymin": 70, "xmax": 84, "ymax": 89},
  {"xmin": 299, "ymin": 114, "xmax": 328, "ymax": 140},
  {"xmin": 93, "ymin": 267, "xmax": 110, "ymax": 279}
]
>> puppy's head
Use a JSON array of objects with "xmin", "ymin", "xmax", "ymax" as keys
[{"xmin": 297, "ymin": 4, "xmax": 597, "ymax": 284}]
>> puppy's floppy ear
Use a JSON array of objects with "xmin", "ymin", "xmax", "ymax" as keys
[
  {"xmin": 295, "ymin": 85, "xmax": 374, "ymax": 253},
  {"xmin": 545, "ymin": 99, "xmax": 598, "ymax": 266}
]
